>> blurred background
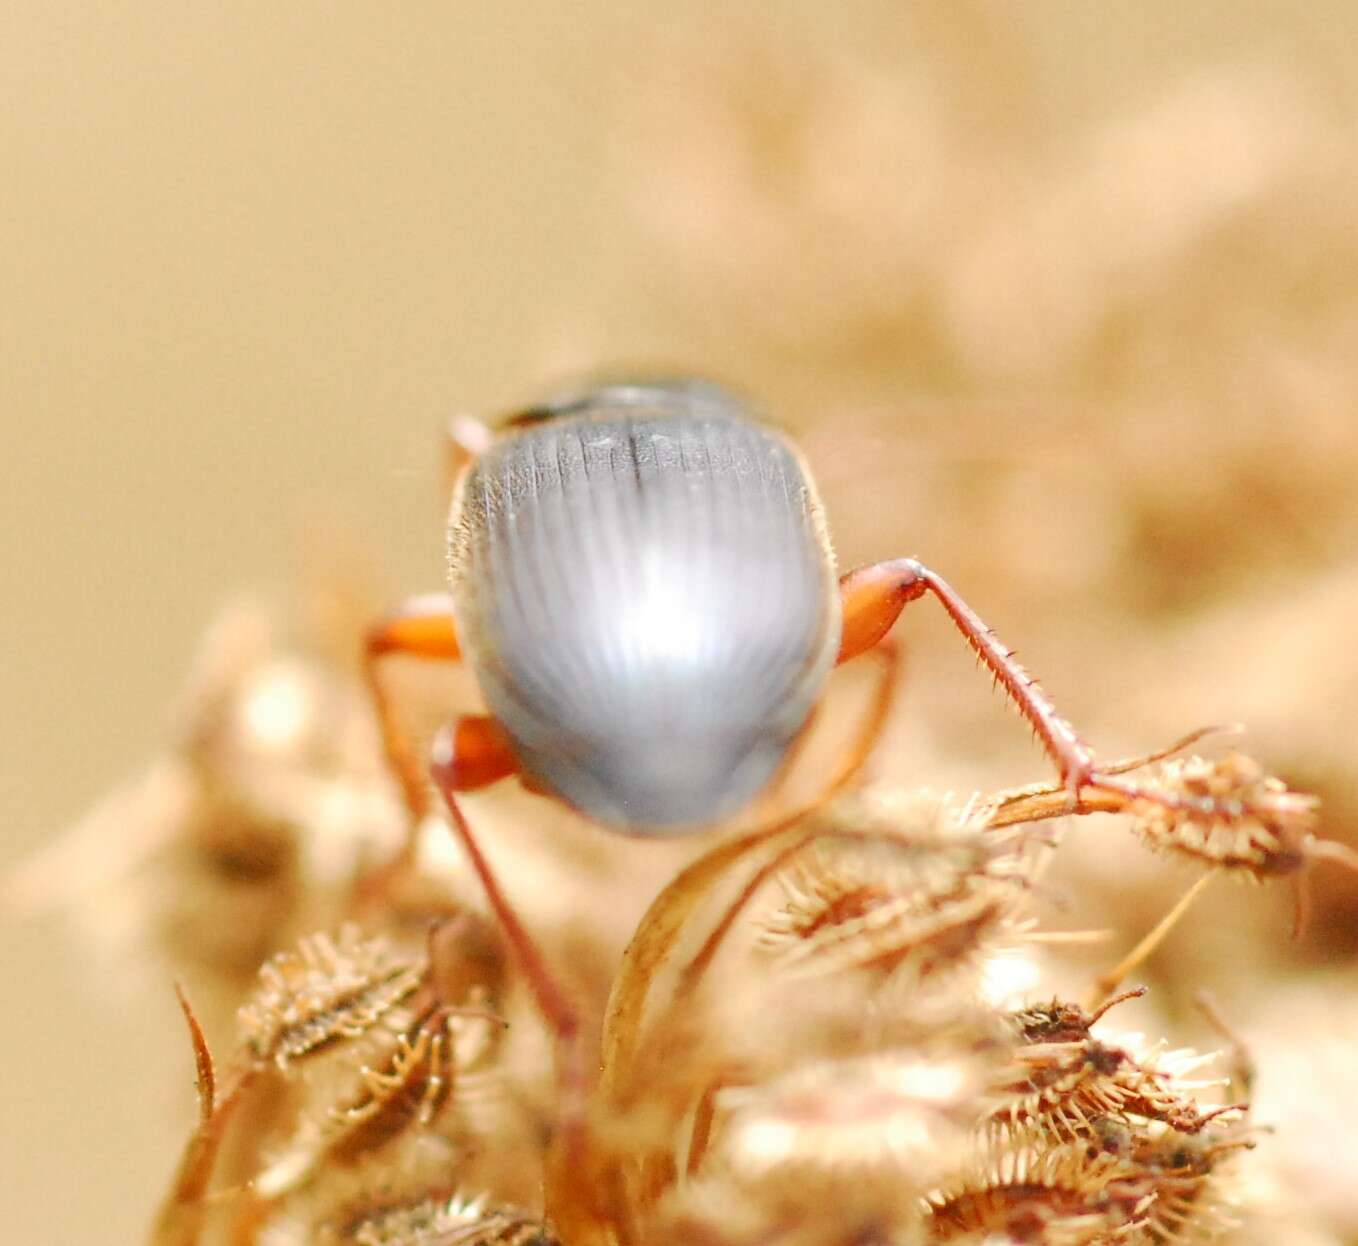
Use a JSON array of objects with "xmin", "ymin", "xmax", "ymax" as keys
[{"xmin": 3, "ymin": 3, "xmax": 1357, "ymax": 1241}]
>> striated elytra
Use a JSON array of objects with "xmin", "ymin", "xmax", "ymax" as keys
[
  {"xmin": 369, "ymin": 376, "xmax": 1149, "ymax": 848},
  {"xmin": 445, "ymin": 382, "xmax": 842, "ymax": 830}
]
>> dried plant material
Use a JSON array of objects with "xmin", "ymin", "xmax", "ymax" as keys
[
  {"xmin": 257, "ymin": 997, "xmax": 504, "ymax": 1200},
  {"xmin": 239, "ymin": 926, "xmax": 425, "ymax": 1068},
  {"xmin": 154, "ymin": 915, "xmax": 524, "ymax": 1246},
  {"xmin": 1128, "ymin": 754, "xmax": 1323, "ymax": 879},
  {"xmin": 150, "ymin": 716, "xmax": 1300, "ymax": 1246},
  {"xmin": 174, "ymin": 981, "xmax": 216, "ymax": 1126},
  {"xmin": 990, "ymin": 1036, "xmax": 1239, "ymax": 1147},
  {"xmin": 1131, "ymin": 1126, "xmax": 1253, "ymax": 1244},
  {"xmin": 982, "ymin": 747, "xmax": 1345, "ymax": 888},
  {"xmin": 599, "ymin": 827, "xmax": 777, "ymax": 1081},
  {"xmin": 22, "ymin": 10, "xmax": 1358, "ymax": 1243},
  {"xmin": 2, "ymin": 600, "xmax": 413, "ymax": 1070},
  {"xmin": 153, "ymin": 1024, "xmax": 266, "ymax": 1246},
  {"xmin": 924, "ymin": 1141, "xmax": 1156, "ymax": 1243},
  {"xmin": 1008, "ymin": 989, "xmax": 1149, "ymax": 1047},
  {"xmin": 755, "ymin": 803, "xmax": 1028, "ymax": 983},
  {"xmin": 314, "ymin": 1191, "xmax": 556, "ymax": 1246}
]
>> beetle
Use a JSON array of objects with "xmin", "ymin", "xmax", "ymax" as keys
[
  {"xmin": 366, "ymin": 377, "xmax": 1133, "ymax": 835},
  {"xmin": 362, "ymin": 377, "xmax": 1175, "ymax": 1043}
]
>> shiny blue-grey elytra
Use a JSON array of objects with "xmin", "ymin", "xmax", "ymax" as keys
[{"xmin": 446, "ymin": 383, "xmax": 842, "ymax": 832}]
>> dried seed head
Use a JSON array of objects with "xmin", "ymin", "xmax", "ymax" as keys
[
  {"xmin": 988, "ymin": 1033, "xmax": 1239, "ymax": 1148},
  {"xmin": 317, "ymin": 1191, "xmax": 555, "ymax": 1246},
  {"xmin": 1131, "ymin": 1125, "xmax": 1253, "ymax": 1243},
  {"xmin": 1130, "ymin": 753, "xmax": 1319, "ymax": 878},
  {"xmin": 238, "ymin": 925, "xmax": 424, "ymax": 1067},
  {"xmin": 1007, "ymin": 988, "xmax": 1147, "ymax": 1046},
  {"xmin": 249, "ymin": 960, "xmax": 507, "ymax": 1201},
  {"xmin": 924, "ymin": 1140, "xmax": 1156, "ymax": 1244},
  {"xmin": 757, "ymin": 791, "xmax": 1033, "ymax": 983}
]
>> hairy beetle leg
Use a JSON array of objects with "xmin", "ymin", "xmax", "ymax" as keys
[
  {"xmin": 837, "ymin": 558, "xmax": 1210, "ymax": 817},
  {"xmin": 838, "ymin": 558, "xmax": 1092, "ymax": 781}
]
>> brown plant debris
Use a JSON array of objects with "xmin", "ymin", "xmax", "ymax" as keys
[
  {"xmin": 924, "ymin": 1141, "xmax": 1156, "ymax": 1243},
  {"xmin": 238, "ymin": 925, "xmax": 425, "ymax": 1067},
  {"xmin": 989, "ymin": 1035, "xmax": 1240, "ymax": 1146},
  {"xmin": 319, "ymin": 1191, "xmax": 557, "ymax": 1246},
  {"xmin": 1128, "ymin": 753, "xmax": 1321, "ymax": 878},
  {"xmin": 756, "ymin": 790, "xmax": 1035, "ymax": 982}
]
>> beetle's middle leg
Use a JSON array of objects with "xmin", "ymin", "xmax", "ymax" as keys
[
  {"xmin": 364, "ymin": 592, "xmax": 468, "ymax": 824},
  {"xmin": 750, "ymin": 637, "xmax": 904, "ymax": 828},
  {"xmin": 834, "ymin": 558, "xmax": 1210, "ymax": 813},
  {"xmin": 364, "ymin": 601, "xmax": 581, "ymax": 1132}
]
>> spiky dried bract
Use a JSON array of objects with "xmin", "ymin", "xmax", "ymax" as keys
[
  {"xmin": 989, "ymin": 1036, "xmax": 1237, "ymax": 1147},
  {"xmin": 255, "ymin": 1017, "xmax": 457, "ymax": 1199},
  {"xmin": 327, "ymin": 999, "xmax": 500, "ymax": 1146},
  {"xmin": 239, "ymin": 924, "xmax": 424, "ymax": 1066},
  {"xmin": 758, "ymin": 790, "xmax": 1035, "ymax": 983},
  {"xmin": 248, "ymin": 975, "xmax": 511, "ymax": 1212},
  {"xmin": 869, "ymin": 1114, "xmax": 1247, "ymax": 1245},
  {"xmin": 1131, "ymin": 1126, "xmax": 1251, "ymax": 1244},
  {"xmin": 318, "ymin": 1191, "xmax": 556, "ymax": 1246},
  {"xmin": 924, "ymin": 1141, "xmax": 1156, "ymax": 1243},
  {"xmin": 1131, "ymin": 753, "xmax": 1319, "ymax": 878}
]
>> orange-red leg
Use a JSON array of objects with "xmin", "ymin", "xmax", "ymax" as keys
[
  {"xmin": 751, "ymin": 636, "xmax": 904, "ymax": 828},
  {"xmin": 440, "ymin": 715, "xmax": 521, "ymax": 792},
  {"xmin": 838, "ymin": 559, "xmax": 1093, "ymax": 796},
  {"xmin": 836, "ymin": 558, "xmax": 1206, "ymax": 814},
  {"xmin": 363, "ymin": 593, "xmax": 464, "ymax": 823},
  {"xmin": 429, "ymin": 730, "xmax": 587, "ymax": 1170},
  {"xmin": 363, "ymin": 592, "xmax": 583, "ymax": 1155}
]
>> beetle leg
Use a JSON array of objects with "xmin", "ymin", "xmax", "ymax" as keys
[
  {"xmin": 437, "ymin": 714, "xmax": 521, "ymax": 792},
  {"xmin": 363, "ymin": 593, "xmax": 463, "ymax": 824},
  {"xmin": 753, "ymin": 637, "xmax": 903, "ymax": 826},
  {"xmin": 429, "ymin": 732, "xmax": 588, "ymax": 1169},
  {"xmin": 820, "ymin": 636, "xmax": 904, "ymax": 800},
  {"xmin": 837, "ymin": 559, "xmax": 1094, "ymax": 793},
  {"xmin": 834, "ymin": 558, "xmax": 1202, "ymax": 813}
]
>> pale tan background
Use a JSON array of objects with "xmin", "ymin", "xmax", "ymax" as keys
[{"xmin": 5, "ymin": 4, "xmax": 1358, "ymax": 1242}]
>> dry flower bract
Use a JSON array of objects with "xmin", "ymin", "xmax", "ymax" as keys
[
  {"xmin": 43, "ymin": 595, "xmax": 1338, "ymax": 1245},
  {"xmin": 239, "ymin": 926, "xmax": 425, "ymax": 1069},
  {"xmin": 95, "ymin": 618, "xmax": 1326, "ymax": 1246}
]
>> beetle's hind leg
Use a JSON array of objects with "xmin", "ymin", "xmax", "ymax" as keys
[
  {"xmin": 834, "ymin": 557, "xmax": 1222, "ymax": 816},
  {"xmin": 744, "ymin": 637, "xmax": 904, "ymax": 830},
  {"xmin": 363, "ymin": 607, "xmax": 585, "ymax": 1151}
]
